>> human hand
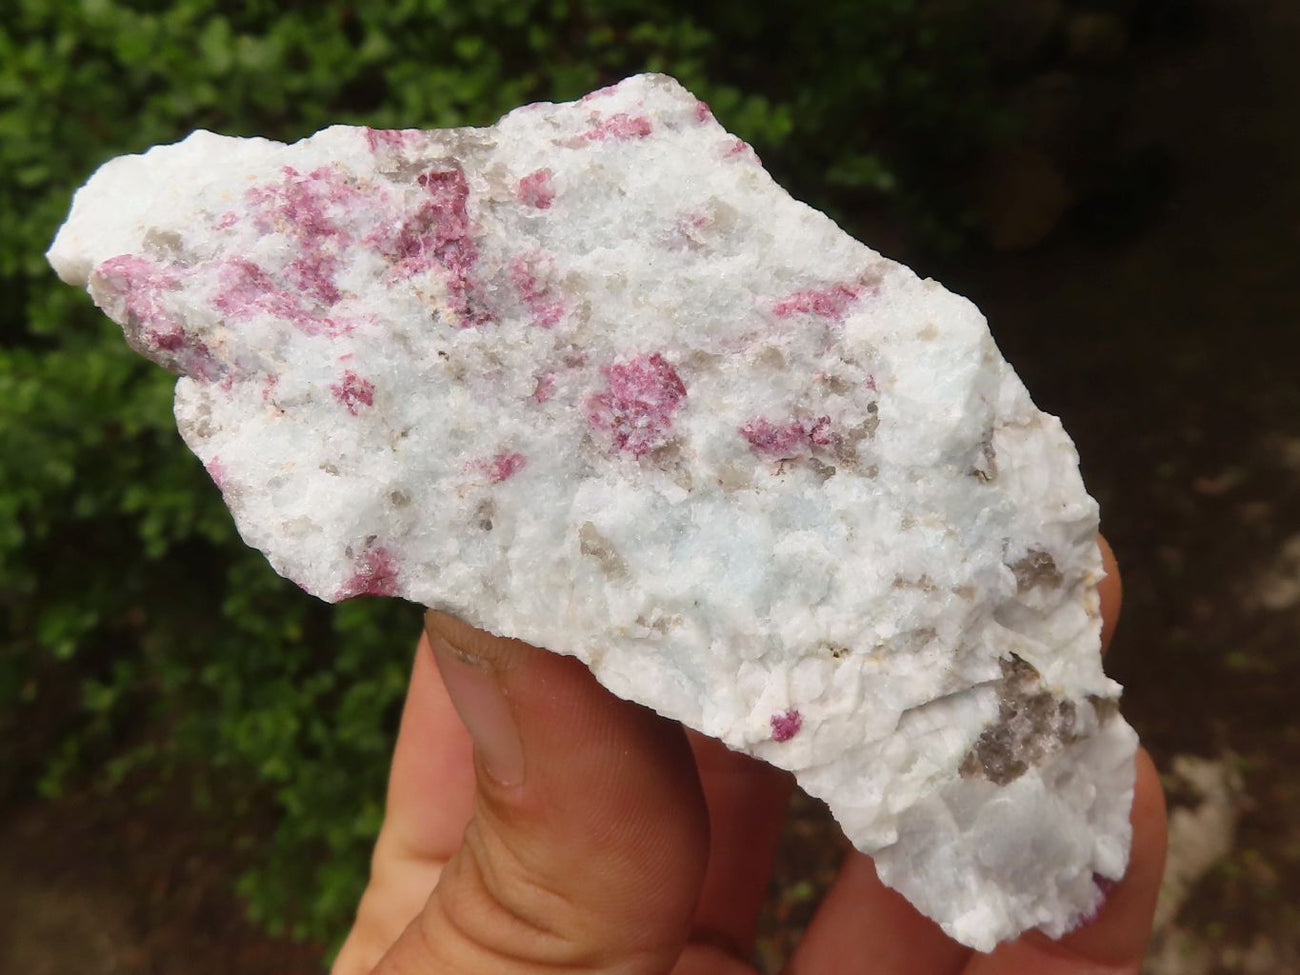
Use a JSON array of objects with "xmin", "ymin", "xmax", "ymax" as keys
[{"xmin": 332, "ymin": 538, "xmax": 1166, "ymax": 974}]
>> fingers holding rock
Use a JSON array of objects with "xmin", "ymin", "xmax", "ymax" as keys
[{"xmin": 371, "ymin": 612, "xmax": 711, "ymax": 975}]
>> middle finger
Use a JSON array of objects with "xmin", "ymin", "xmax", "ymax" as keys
[{"xmin": 687, "ymin": 729, "xmax": 795, "ymax": 961}]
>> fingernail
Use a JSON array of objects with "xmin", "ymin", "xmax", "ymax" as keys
[{"xmin": 427, "ymin": 618, "xmax": 526, "ymax": 788}]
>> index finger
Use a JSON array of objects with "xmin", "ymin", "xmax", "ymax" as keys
[
  {"xmin": 332, "ymin": 633, "xmax": 476, "ymax": 973},
  {"xmin": 1098, "ymin": 534, "xmax": 1122, "ymax": 654},
  {"xmin": 964, "ymin": 746, "xmax": 1167, "ymax": 974}
]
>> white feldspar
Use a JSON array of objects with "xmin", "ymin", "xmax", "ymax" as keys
[{"xmin": 48, "ymin": 74, "xmax": 1136, "ymax": 950}]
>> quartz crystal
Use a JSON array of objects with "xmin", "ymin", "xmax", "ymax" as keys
[{"xmin": 47, "ymin": 74, "xmax": 1137, "ymax": 950}]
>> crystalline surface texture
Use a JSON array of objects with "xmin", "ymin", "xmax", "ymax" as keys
[{"xmin": 47, "ymin": 74, "xmax": 1137, "ymax": 950}]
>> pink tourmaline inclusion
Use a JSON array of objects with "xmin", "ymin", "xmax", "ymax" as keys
[
  {"xmin": 246, "ymin": 166, "xmax": 347, "ymax": 238},
  {"xmin": 770, "ymin": 709, "xmax": 803, "ymax": 742},
  {"xmin": 481, "ymin": 452, "xmax": 527, "ymax": 484},
  {"xmin": 330, "ymin": 370, "xmax": 375, "ymax": 415},
  {"xmin": 97, "ymin": 254, "xmax": 180, "ymax": 333},
  {"xmin": 204, "ymin": 457, "xmax": 227, "ymax": 489},
  {"xmin": 741, "ymin": 416, "xmax": 835, "ymax": 457},
  {"xmin": 338, "ymin": 547, "xmax": 400, "ymax": 599},
  {"xmin": 772, "ymin": 284, "xmax": 863, "ymax": 320},
  {"xmin": 364, "ymin": 127, "xmax": 417, "ymax": 152},
  {"xmin": 375, "ymin": 167, "xmax": 488, "ymax": 328},
  {"xmin": 212, "ymin": 165, "xmax": 368, "ymax": 337},
  {"xmin": 581, "ymin": 113, "xmax": 653, "ymax": 141},
  {"xmin": 724, "ymin": 138, "xmax": 757, "ymax": 160},
  {"xmin": 95, "ymin": 255, "xmax": 221, "ymax": 380},
  {"xmin": 508, "ymin": 256, "xmax": 564, "ymax": 327},
  {"xmin": 516, "ymin": 169, "xmax": 555, "ymax": 209},
  {"xmin": 213, "ymin": 259, "xmax": 349, "ymax": 338},
  {"xmin": 578, "ymin": 82, "xmax": 621, "ymax": 103},
  {"xmin": 587, "ymin": 353, "xmax": 687, "ymax": 457},
  {"xmin": 531, "ymin": 374, "xmax": 556, "ymax": 404}
]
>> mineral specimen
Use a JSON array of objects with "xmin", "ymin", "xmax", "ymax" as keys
[{"xmin": 47, "ymin": 74, "xmax": 1137, "ymax": 950}]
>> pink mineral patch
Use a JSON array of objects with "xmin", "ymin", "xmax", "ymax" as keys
[
  {"xmin": 215, "ymin": 259, "xmax": 286, "ymax": 317},
  {"xmin": 531, "ymin": 374, "xmax": 556, "ymax": 404},
  {"xmin": 374, "ymin": 166, "xmax": 489, "ymax": 328},
  {"xmin": 149, "ymin": 327, "xmax": 186, "ymax": 352},
  {"xmin": 479, "ymin": 451, "xmax": 527, "ymax": 484},
  {"xmin": 287, "ymin": 248, "xmax": 342, "ymax": 307},
  {"xmin": 694, "ymin": 99, "xmax": 714, "ymax": 123},
  {"xmin": 579, "ymin": 82, "xmax": 621, "ymax": 103},
  {"xmin": 581, "ymin": 112, "xmax": 653, "ymax": 142},
  {"xmin": 807, "ymin": 416, "xmax": 835, "ymax": 446},
  {"xmin": 770, "ymin": 709, "xmax": 803, "ymax": 742},
  {"xmin": 587, "ymin": 353, "xmax": 687, "ymax": 457},
  {"xmin": 330, "ymin": 370, "xmax": 375, "ymax": 415},
  {"xmin": 96, "ymin": 254, "xmax": 180, "ymax": 323},
  {"xmin": 204, "ymin": 457, "xmax": 226, "ymax": 489},
  {"xmin": 364, "ymin": 127, "xmax": 417, "ymax": 152},
  {"xmin": 771, "ymin": 284, "xmax": 863, "ymax": 321},
  {"xmin": 213, "ymin": 258, "xmax": 349, "ymax": 337},
  {"xmin": 246, "ymin": 165, "xmax": 363, "ymax": 242},
  {"xmin": 222, "ymin": 164, "xmax": 372, "ymax": 335},
  {"xmin": 724, "ymin": 138, "xmax": 758, "ymax": 161},
  {"xmin": 382, "ymin": 168, "xmax": 472, "ymax": 275},
  {"xmin": 96, "ymin": 255, "xmax": 222, "ymax": 380},
  {"xmin": 669, "ymin": 210, "xmax": 711, "ymax": 243},
  {"xmin": 338, "ymin": 546, "xmax": 400, "ymax": 599},
  {"xmin": 508, "ymin": 255, "xmax": 564, "ymax": 327},
  {"xmin": 741, "ymin": 415, "xmax": 836, "ymax": 458},
  {"xmin": 516, "ymin": 168, "xmax": 555, "ymax": 209},
  {"xmin": 741, "ymin": 417, "xmax": 809, "ymax": 457}
]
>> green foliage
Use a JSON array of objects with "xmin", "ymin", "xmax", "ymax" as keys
[{"xmin": 0, "ymin": 0, "xmax": 1004, "ymax": 948}]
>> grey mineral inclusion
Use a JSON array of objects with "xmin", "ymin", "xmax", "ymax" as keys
[{"xmin": 47, "ymin": 74, "xmax": 1137, "ymax": 950}]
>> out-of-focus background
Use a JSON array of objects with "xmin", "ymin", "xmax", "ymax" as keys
[{"xmin": 1, "ymin": 1, "xmax": 1296, "ymax": 971}]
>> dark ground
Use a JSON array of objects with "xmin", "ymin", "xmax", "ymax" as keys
[
  {"xmin": 2, "ymin": 1, "xmax": 1297, "ymax": 971},
  {"xmin": 763, "ymin": 1, "xmax": 1300, "ymax": 969}
]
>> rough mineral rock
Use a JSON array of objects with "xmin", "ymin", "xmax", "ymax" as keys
[{"xmin": 47, "ymin": 74, "xmax": 1137, "ymax": 950}]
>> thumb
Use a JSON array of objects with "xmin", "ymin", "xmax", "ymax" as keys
[{"xmin": 372, "ymin": 611, "xmax": 711, "ymax": 975}]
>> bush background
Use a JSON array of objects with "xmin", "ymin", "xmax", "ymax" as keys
[{"xmin": 1, "ymin": 0, "xmax": 1014, "ymax": 945}]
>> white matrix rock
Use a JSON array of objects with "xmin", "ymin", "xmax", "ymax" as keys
[{"xmin": 48, "ymin": 74, "xmax": 1137, "ymax": 950}]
